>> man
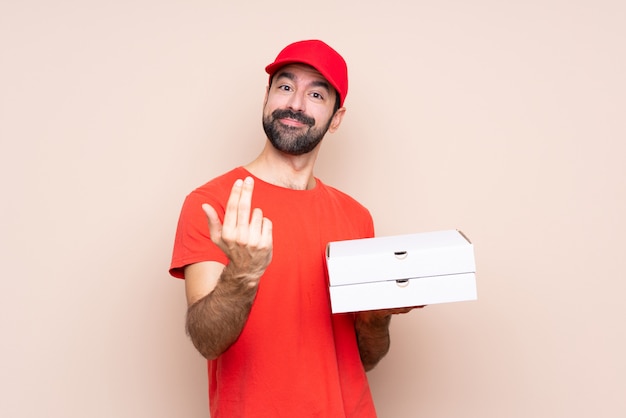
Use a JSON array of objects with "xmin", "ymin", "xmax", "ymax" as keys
[{"xmin": 170, "ymin": 39, "xmax": 420, "ymax": 417}]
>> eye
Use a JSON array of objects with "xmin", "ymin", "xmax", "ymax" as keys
[
  {"xmin": 310, "ymin": 91, "xmax": 324, "ymax": 100},
  {"xmin": 278, "ymin": 84, "xmax": 292, "ymax": 92}
]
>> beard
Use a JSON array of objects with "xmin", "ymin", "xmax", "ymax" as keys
[{"xmin": 262, "ymin": 108, "xmax": 332, "ymax": 155}]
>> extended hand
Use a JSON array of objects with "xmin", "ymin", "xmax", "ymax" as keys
[{"xmin": 202, "ymin": 177, "xmax": 273, "ymax": 283}]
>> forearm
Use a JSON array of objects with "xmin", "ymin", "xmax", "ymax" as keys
[
  {"xmin": 355, "ymin": 312, "xmax": 392, "ymax": 371},
  {"xmin": 185, "ymin": 263, "xmax": 259, "ymax": 359}
]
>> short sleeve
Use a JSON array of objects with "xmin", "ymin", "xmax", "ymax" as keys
[{"xmin": 169, "ymin": 190, "xmax": 228, "ymax": 279}]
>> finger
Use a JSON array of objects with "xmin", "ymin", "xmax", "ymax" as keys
[
  {"xmin": 248, "ymin": 207, "xmax": 264, "ymax": 245},
  {"xmin": 222, "ymin": 178, "xmax": 244, "ymax": 234},
  {"xmin": 202, "ymin": 203, "xmax": 222, "ymax": 243},
  {"xmin": 390, "ymin": 305, "xmax": 426, "ymax": 315},
  {"xmin": 260, "ymin": 216, "xmax": 273, "ymax": 249},
  {"xmin": 237, "ymin": 177, "xmax": 254, "ymax": 229}
]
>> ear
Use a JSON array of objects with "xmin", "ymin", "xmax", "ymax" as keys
[{"xmin": 327, "ymin": 107, "xmax": 346, "ymax": 133}]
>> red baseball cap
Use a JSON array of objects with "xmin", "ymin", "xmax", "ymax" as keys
[{"xmin": 265, "ymin": 40, "xmax": 348, "ymax": 107}]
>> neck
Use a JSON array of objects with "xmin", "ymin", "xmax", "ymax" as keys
[{"xmin": 245, "ymin": 141, "xmax": 319, "ymax": 190}]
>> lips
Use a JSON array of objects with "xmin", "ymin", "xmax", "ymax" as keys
[{"xmin": 279, "ymin": 118, "xmax": 307, "ymax": 128}]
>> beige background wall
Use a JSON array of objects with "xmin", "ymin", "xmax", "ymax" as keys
[{"xmin": 1, "ymin": 1, "xmax": 624, "ymax": 417}]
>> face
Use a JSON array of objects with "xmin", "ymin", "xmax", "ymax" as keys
[{"xmin": 262, "ymin": 64, "xmax": 344, "ymax": 156}]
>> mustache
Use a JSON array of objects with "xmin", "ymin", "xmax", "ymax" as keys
[{"xmin": 271, "ymin": 109, "xmax": 315, "ymax": 127}]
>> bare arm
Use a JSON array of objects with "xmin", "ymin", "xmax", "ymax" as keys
[
  {"xmin": 355, "ymin": 311, "xmax": 392, "ymax": 371},
  {"xmin": 185, "ymin": 261, "xmax": 260, "ymax": 359},
  {"xmin": 355, "ymin": 306, "xmax": 425, "ymax": 371},
  {"xmin": 184, "ymin": 177, "xmax": 272, "ymax": 359}
]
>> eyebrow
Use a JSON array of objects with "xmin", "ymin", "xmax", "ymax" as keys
[{"xmin": 274, "ymin": 71, "xmax": 332, "ymax": 93}]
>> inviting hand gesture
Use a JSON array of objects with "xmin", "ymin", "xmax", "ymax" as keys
[{"xmin": 202, "ymin": 176, "xmax": 273, "ymax": 284}]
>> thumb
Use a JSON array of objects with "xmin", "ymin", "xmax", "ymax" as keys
[{"xmin": 202, "ymin": 203, "xmax": 222, "ymax": 243}]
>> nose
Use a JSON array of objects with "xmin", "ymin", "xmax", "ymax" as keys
[{"xmin": 286, "ymin": 90, "xmax": 306, "ymax": 113}]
